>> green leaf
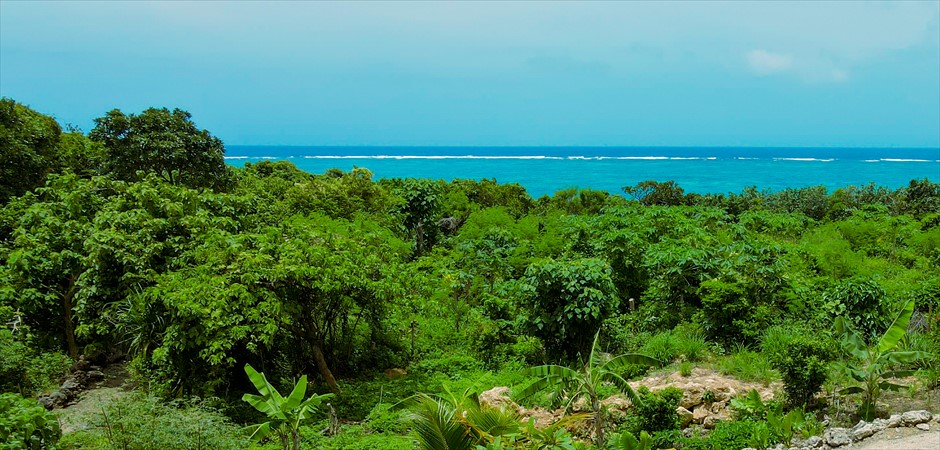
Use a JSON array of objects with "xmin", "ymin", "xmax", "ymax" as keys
[
  {"xmin": 283, "ymin": 375, "xmax": 307, "ymax": 411},
  {"xmin": 876, "ymin": 300, "xmax": 914, "ymax": 353}
]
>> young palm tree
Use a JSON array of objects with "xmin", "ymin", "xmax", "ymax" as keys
[
  {"xmin": 516, "ymin": 332, "xmax": 660, "ymax": 446},
  {"xmin": 407, "ymin": 388, "xmax": 521, "ymax": 450}
]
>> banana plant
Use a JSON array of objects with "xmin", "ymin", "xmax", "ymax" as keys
[
  {"xmin": 834, "ymin": 300, "xmax": 930, "ymax": 420},
  {"xmin": 241, "ymin": 364, "xmax": 334, "ymax": 450},
  {"xmin": 516, "ymin": 332, "xmax": 660, "ymax": 446}
]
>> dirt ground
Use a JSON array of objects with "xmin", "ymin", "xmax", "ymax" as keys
[{"xmin": 851, "ymin": 426, "xmax": 940, "ymax": 450}]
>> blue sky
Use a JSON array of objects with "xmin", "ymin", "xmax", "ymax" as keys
[{"xmin": 1, "ymin": 1, "xmax": 938, "ymax": 147}]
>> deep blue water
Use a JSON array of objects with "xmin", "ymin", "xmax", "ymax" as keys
[{"xmin": 224, "ymin": 146, "xmax": 940, "ymax": 198}]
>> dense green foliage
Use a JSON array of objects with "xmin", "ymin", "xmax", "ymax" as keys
[
  {"xmin": 58, "ymin": 393, "xmax": 249, "ymax": 450},
  {"xmin": 2, "ymin": 99, "xmax": 939, "ymax": 448},
  {"xmin": 0, "ymin": 392, "xmax": 61, "ymax": 449}
]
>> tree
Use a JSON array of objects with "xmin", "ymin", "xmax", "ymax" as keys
[
  {"xmin": 146, "ymin": 214, "xmax": 410, "ymax": 395},
  {"xmin": 393, "ymin": 178, "xmax": 443, "ymax": 256},
  {"xmin": 516, "ymin": 333, "xmax": 660, "ymax": 446},
  {"xmin": 1, "ymin": 175, "xmax": 115, "ymax": 357},
  {"xmin": 622, "ymin": 180, "xmax": 687, "ymax": 207},
  {"xmin": 523, "ymin": 258, "xmax": 619, "ymax": 362},
  {"xmin": 90, "ymin": 107, "xmax": 228, "ymax": 189},
  {"xmin": 0, "ymin": 98, "xmax": 62, "ymax": 203}
]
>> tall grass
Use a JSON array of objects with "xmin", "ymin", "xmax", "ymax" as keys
[{"xmin": 717, "ymin": 348, "xmax": 778, "ymax": 384}]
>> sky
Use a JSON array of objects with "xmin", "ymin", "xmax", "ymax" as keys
[{"xmin": 1, "ymin": 1, "xmax": 939, "ymax": 148}]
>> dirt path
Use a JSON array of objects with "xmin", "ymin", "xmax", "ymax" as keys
[
  {"xmin": 55, "ymin": 363, "xmax": 134, "ymax": 434},
  {"xmin": 851, "ymin": 426, "xmax": 940, "ymax": 450}
]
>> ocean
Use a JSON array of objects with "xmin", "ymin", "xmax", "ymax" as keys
[{"xmin": 224, "ymin": 146, "xmax": 940, "ymax": 198}]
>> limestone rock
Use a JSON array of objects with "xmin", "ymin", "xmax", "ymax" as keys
[
  {"xmin": 803, "ymin": 435, "xmax": 823, "ymax": 448},
  {"xmin": 86, "ymin": 370, "xmax": 105, "ymax": 381},
  {"xmin": 823, "ymin": 428, "xmax": 851, "ymax": 447},
  {"xmin": 479, "ymin": 387, "xmax": 520, "ymax": 414},
  {"xmin": 692, "ymin": 406, "xmax": 709, "ymax": 424},
  {"xmin": 703, "ymin": 414, "xmax": 723, "ymax": 429},
  {"xmin": 384, "ymin": 368, "xmax": 407, "ymax": 380},
  {"xmin": 850, "ymin": 421, "xmax": 879, "ymax": 441},
  {"xmin": 58, "ymin": 379, "xmax": 82, "ymax": 399},
  {"xmin": 886, "ymin": 414, "xmax": 902, "ymax": 428},
  {"xmin": 900, "ymin": 410, "xmax": 932, "ymax": 426},
  {"xmin": 37, "ymin": 396, "xmax": 54, "ymax": 409},
  {"xmin": 677, "ymin": 406, "xmax": 693, "ymax": 428},
  {"xmin": 915, "ymin": 423, "xmax": 930, "ymax": 431}
]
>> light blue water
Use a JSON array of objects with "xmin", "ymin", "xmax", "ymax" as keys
[{"xmin": 224, "ymin": 146, "xmax": 940, "ymax": 198}]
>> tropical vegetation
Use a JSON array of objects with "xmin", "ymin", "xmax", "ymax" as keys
[{"xmin": 1, "ymin": 97, "xmax": 938, "ymax": 449}]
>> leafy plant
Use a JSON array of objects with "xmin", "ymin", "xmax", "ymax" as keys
[
  {"xmin": 242, "ymin": 364, "xmax": 334, "ymax": 450},
  {"xmin": 834, "ymin": 300, "xmax": 931, "ymax": 420},
  {"xmin": 626, "ymin": 387, "xmax": 682, "ymax": 435},
  {"xmin": 405, "ymin": 389, "xmax": 521, "ymax": 450},
  {"xmin": 0, "ymin": 392, "xmax": 60, "ymax": 450},
  {"xmin": 517, "ymin": 332, "xmax": 660, "ymax": 446},
  {"xmin": 87, "ymin": 392, "xmax": 248, "ymax": 450},
  {"xmin": 767, "ymin": 334, "xmax": 834, "ymax": 408},
  {"xmin": 608, "ymin": 430, "xmax": 653, "ymax": 450}
]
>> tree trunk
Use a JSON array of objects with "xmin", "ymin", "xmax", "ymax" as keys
[
  {"xmin": 312, "ymin": 343, "xmax": 341, "ymax": 394},
  {"xmin": 415, "ymin": 220, "xmax": 425, "ymax": 256},
  {"xmin": 62, "ymin": 275, "xmax": 79, "ymax": 359},
  {"xmin": 593, "ymin": 398, "xmax": 605, "ymax": 446}
]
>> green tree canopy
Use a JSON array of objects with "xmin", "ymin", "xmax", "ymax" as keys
[
  {"xmin": 0, "ymin": 98, "xmax": 62, "ymax": 203},
  {"xmin": 90, "ymin": 107, "xmax": 228, "ymax": 189}
]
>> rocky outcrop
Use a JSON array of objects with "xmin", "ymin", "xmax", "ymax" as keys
[{"xmin": 37, "ymin": 356, "xmax": 107, "ymax": 409}]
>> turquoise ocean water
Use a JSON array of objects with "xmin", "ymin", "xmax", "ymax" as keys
[{"xmin": 225, "ymin": 146, "xmax": 940, "ymax": 198}]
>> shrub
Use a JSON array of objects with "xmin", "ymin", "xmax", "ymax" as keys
[
  {"xmin": 303, "ymin": 423, "xmax": 414, "ymax": 450},
  {"xmin": 364, "ymin": 403, "xmax": 405, "ymax": 434},
  {"xmin": 86, "ymin": 393, "xmax": 249, "ymax": 450},
  {"xmin": 766, "ymin": 334, "xmax": 834, "ymax": 408},
  {"xmin": 0, "ymin": 392, "xmax": 61, "ymax": 449},
  {"xmin": 680, "ymin": 420, "xmax": 762, "ymax": 450},
  {"xmin": 626, "ymin": 387, "xmax": 683, "ymax": 435},
  {"xmin": 0, "ymin": 328, "xmax": 72, "ymax": 395}
]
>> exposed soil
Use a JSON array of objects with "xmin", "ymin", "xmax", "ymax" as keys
[{"xmin": 851, "ymin": 426, "xmax": 940, "ymax": 450}]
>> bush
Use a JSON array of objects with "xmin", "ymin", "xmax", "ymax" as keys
[
  {"xmin": 766, "ymin": 334, "xmax": 834, "ymax": 408},
  {"xmin": 302, "ymin": 423, "xmax": 414, "ymax": 450},
  {"xmin": 626, "ymin": 387, "xmax": 683, "ymax": 435},
  {"xmin": 77, "ymin": 393, "xmax": 249, "ymax": 450},
  {"xmin": 0, "ymin": 327, "xmax": 72, "ymax": 396},
  {"xmin": 364, "ymin": 403, "xmax": 406, "ymax": 434},
  {"xmin": 0, "ymin": 392, "xmax": 61, "ymax": 449},
  {"xmin": 680, "ymin": 420, "xmax": 762, "ymax": 450}
]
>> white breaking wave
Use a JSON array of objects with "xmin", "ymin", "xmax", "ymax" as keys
[
  {"xmin": 880, "ymin": 158, "xmax": 934, "ymax": 163},
  {"xmin": 303, "ymin": 155, "xmax": 565, "ymax": 160},
  {"xmin": 773, "ymin": 158, "xmax": 835, "ymax": 162}
]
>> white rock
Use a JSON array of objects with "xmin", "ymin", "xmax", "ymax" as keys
[
  {"xmin": 886, "ymin": 414, "xmax": 902, "ymax": 428},
  {"xmin": 915, "ymin": 423, "xmax": 930, "ymax": 431},
  {"xmin": 824, "ymin": 428, "xmax": 852, "ymax": 447},
  {"xmin": 851, "ymin": 422, "xmax": 879, "ymax": 441},
  {"xmin": 900, "ymin": 410, "xmax": 932, "ymax": 426},
  {"xmin": 804, "ymin": 435, "xmax": 823, "ymax": 448},
  {"xmin": 677, "ymin": 406, "xmax": 693, "ymax": 428}
]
